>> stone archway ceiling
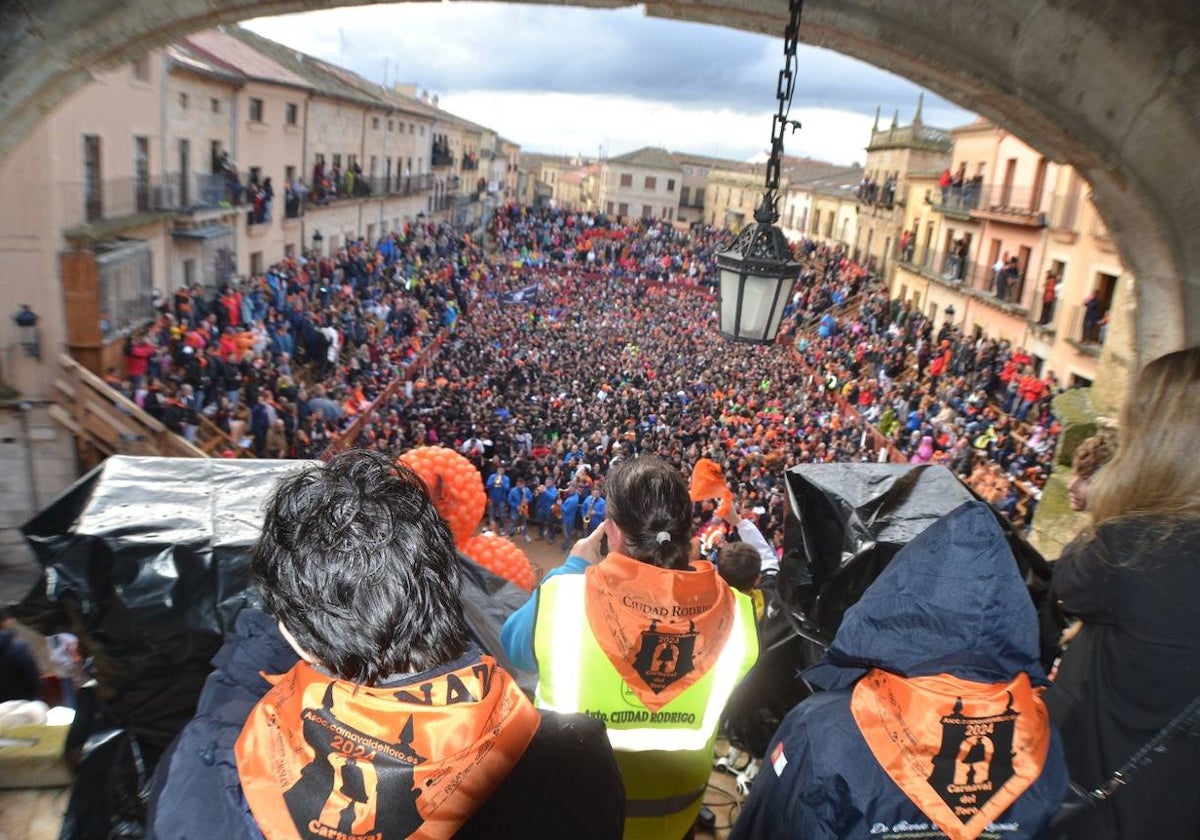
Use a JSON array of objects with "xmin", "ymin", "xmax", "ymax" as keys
[{"xmin": 2, "ymin": 0, "xmax": 1199, "ymax": 359}]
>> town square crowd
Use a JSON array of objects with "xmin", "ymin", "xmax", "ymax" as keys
[{"xmin": 114, "ymin": 204, "xmax": 1064, "ymax": 549}]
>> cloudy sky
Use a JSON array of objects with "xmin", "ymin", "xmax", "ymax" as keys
[{"xmin": 245, "ymin": 3, "xmax": 974, "ymax": 166}]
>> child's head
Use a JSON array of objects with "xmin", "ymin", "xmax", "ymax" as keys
[
  {"xmin": 1069, "ymin": 435, "xmax": 1115, "ymax": 512},
  {"xmin": 718, "ymin": 542, "xmax": 761, "ymax": 593}
]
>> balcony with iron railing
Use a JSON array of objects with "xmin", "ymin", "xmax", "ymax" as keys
[
  {"xmin": 969, "ymin": 185, "xmax": 1048, "ymax": 227},
  {"xmin": 63, "ymin": 172, "xmax": 229, "ymax": 230},
  {"xmin": 431, "ymin": 146, "xmax": 455, "ymax": 168},
  {"xmin": 461, "ymin": 155, "xmax": 479, "ymax": 171},
  {"xmin": 896, "ymin": 247, "xmax": 1031, "ymax": 316},
  {"xmin": 931, "ymin": 182, "xmax": 982, "ymax": 217},
  {"xmin": 306, "ymin": 172, "xmax": 435, "ymax": 209},
  {"xmin": 1047, "ymin": 192, "xmax": 1081, "ymax": 233}
]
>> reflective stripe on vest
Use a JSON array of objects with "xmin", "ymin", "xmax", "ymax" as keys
[{"xmin": 533, "ymin": 574, "xmax": 757, "ymax": 751}]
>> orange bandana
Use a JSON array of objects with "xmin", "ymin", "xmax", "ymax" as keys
[
  {"xmin": 234, "ymin": 656, "xmax": 539, "ymax": 840},
  {"xmin": 850, "ymin": 670, "xmax": 1050, "ymax": 840},
  {"xmin": 585, "ymin": 552, "xmax": 736, "ymax": 712}
]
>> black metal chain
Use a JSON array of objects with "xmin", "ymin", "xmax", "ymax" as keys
[{"xmin": 758, "ymin": 0, "xmax": 805, "ymax": 223}]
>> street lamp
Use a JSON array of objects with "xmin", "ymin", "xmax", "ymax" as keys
[
  {"xmin": 13, "ymin": 305, "xmax": 40, "ymax": 360},
  {"xmin": 715, "ymin": 0, "xmax": 804, "ymax": 344}
]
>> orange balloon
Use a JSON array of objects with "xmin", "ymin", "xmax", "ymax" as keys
[
  {"xmin": 398, "ymin": 446, "xmax": 486, "ymax": 547},
  {"xmin": 461, "ymin": 533, "xmax": 538, "ymax": 592}
]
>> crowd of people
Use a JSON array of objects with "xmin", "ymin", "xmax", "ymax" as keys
[
  {"xmin": 17, "ymin": 200, "xmax": 1199, "ymax": 840},
  {"xmin": 112, "ymin": 204, "xmax": 1066, "ymax": 552}
]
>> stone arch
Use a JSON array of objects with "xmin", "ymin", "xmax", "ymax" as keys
[{"xmin": 2, "ymin": 0, "xmax": 1198, "ymax": 361}]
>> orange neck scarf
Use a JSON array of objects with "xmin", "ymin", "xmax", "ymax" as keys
[
  {"xmin": 585, "ymin": 552, "xmax": 736, "ymax": 712},
  {"xmin": 234, "ymin": 655, "xmax": 539, "ymax": 840},
  {"xmin": 850, "ymin": 669, "xmax": 1051, "ymax": 840}
]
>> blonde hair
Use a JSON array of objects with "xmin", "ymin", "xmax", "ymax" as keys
[{"xmin": 1087, "ymin": 346, "xmax": 1200, "ymax": 524}]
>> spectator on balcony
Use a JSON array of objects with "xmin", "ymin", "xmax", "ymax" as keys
[
  {"xmin": 1082, "ymin": 291, "xmax": 1101, "ymax": 343},
  {"xmin": 951, "ymin": 162, "xmax": 966, "ymax": 204},
  {"xmin": 260, "ymin": 177, "xmax": 274, "ymax": 223},
  {"xmin": 1040, "ymin": 271, "xmax": 1059, "ymax": 325},
  {"xmin": 312, "ymin": 160, "xmax": 327, "ymax": 203},
  {"xmin": 938, "ymin": 167, "xmax": 952, "ymax": 203},
  {"xmin": 966, "ymin": 172, "xmax": 984, "ymax": 208}
]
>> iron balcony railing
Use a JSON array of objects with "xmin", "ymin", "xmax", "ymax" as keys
[{"xmin": 63, "ymin": 172, "xmax": 228, "ymax": 227}]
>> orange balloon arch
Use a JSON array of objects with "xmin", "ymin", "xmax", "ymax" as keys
[
  {"xmin": 397, "ymin": 446, "xmax": 486, "ymax": 548},
  {"xmin": 460, "ymin": 533, "xmax": 538, "ymax": 592}
]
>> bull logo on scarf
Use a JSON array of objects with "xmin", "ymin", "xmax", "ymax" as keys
[
  {"xmin": 282, "ymin": 683, "xmax": 425, "ymax": 839},
  {"xmin": 632, "ymin": 620, "xmax": 697, "ymax": 694},
  {"xmin": 928, "ymin": 693, "xmax": 1018, "ymax": 822}
]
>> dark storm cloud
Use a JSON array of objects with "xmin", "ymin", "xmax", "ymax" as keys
[{"xmin": 248, "ymin": 4, "xmax": 973, "ymax": 127}]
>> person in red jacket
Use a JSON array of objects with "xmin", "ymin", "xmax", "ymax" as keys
[{"xmin": 124, "ymin": 332, "xmax": 156, "ymax": 388}]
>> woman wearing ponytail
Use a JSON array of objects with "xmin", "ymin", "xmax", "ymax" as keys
[{"xmin": 502, "ymin": 456, "xmax": 759, "ymax": 840}]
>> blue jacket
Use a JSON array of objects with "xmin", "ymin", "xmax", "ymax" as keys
[
  {"xmin": 536, "ymin": 486, "xmax": 559, "ymax": 517},
  {"xmin": 581, "ymin": 495, "xmax": 606, "ymax": 524},
  {"xmin": 501, "ymin": 555, "xmax": 589, "ymax": 673},
  {"xmin": 486, "ymin": 472, "xmax": 511, "ymax": 505},
  {"xmin": 148, "ymin": 609, "xmax": 625, "ymax": 840},
  {"xmin": 508, "ymin": 485, "xmax": 531, "ymax": 513},
  {"xmin": 730, "ymin": 502, "xmax": 1067, "ymax": 840},
  {"xmin": 560, "ymin": 491, "xmax": 581, "ymax": 524}
]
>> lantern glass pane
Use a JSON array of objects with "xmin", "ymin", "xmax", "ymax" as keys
[
  {"xmin": 766, "ymin": 276, "xmax": 797, "ymax": 338},
  {"xmin": 719, "ymin": 266, "xmax": 743, "ymax": 336},
  {"xmin": 737, "ymin": 273, "xmax": 788, "ymax": 340}
]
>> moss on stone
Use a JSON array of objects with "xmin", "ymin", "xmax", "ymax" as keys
[
  {"xmin": 1028, "ymin": 472, "xmax": 1088, "ymax": 559},
  {"xmin": 1051, "ymin": 387, "xmax": 1098, "ymax": 468}
]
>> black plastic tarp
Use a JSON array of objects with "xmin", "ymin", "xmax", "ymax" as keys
[
  {"xmin": 722, "ymin": 463, "xmax": 1051, "ymax": 756},
  {"xmin": 12, "ymin": 455, "xmax": 532, "ymax": 758}
]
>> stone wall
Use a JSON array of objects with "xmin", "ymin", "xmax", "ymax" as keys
[{"xmin": 0, "ymin": 403, "xmax": 79, "ymax": 605}]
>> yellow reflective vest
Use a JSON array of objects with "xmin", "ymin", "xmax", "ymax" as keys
[{"xmin": 533, "ymin": 574, "xmax": 758, "ymax": 840}]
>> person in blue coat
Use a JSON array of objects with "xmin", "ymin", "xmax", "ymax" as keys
[
  {"xmin": 559, "ymin": 484, "xmax": 581, "ymax": 550},
  {"xmin": 581, "ymin": 486, "xmax": 606, "ymax": 536},
  {"xmin": 507, "ymin": 478, "xmax": 532, "ymax": 541},
  {"xmin": 535, "ymin": 482, "xmax": 559, "ymax": 541},
  {"xmin": 730, "ymin": 501, "xmax": 1066, "ymax": 840},
  {"xmin": 485, "ymin": 466, "xmax": 511, "ymax": 533}
]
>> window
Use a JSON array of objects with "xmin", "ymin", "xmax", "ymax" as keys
[
  {"xmin": 286, "ymin": 102, "xmax": 298, "ymax": 125},
  {"xmin": 619, "ymin": 173, "xmax": 633, "ymax": 187},
  {"xmin": 134, "ymin": 136, "xmax": 150, "ymax": 212},
  {"xmin": 210, "ymin": 98, "xmax": 220, "ymax": 114},
  {"xmin": 84, "ymin": 135, "xmax": 103, "ymax": 221},
  {"xmin": 372, "ymin": 117, "xmax": 380, "ymax": 130},
  {"xmin": 618, "ymin": 202, "xmax": 629, "ymax": 216},
  {"xmin": 409, "ymin": 123, "xmax": 415, "ymax": 134},
  {"xmin": 249, "ymin": 98, "xmax": 264, "ymax": 122},
  {"xmin": 389, "ymin": 120, "xmax": 394, "ymax": 131},
  {"xmin": 667, "ymin": 179, "xmax": 676, "ymax": 192},
  {"xmin": 420, "ymin": 126, "xmax": 425, "ymax": 136},
  {"xmin": 681, "ymin": 186, "xmax": 691, "ymax": 206},
  {"xmin": 645, "ymin": 176, "xmax": 657, "ymax": 190},
  {"xmin": 249, "ymin": 166, "xmax": 262, "ymax": 186},
  {"xmin": 179, "ymin": 92, "xmax": 189, "ymax": 110},
  {"xmin": 606, "ymin": 201, "xmax": 614, "ymax": 215},
  {"xmin": 183, "ymin": 259, "xmax": 196, "ymax": 287},
  {"xmin": 285, "ymin": 165, "xmax": 296, "ymax": 185},
  {"xmin": 250, "ymin": 252, "xmax": 263, "ymax": 275},
  {"xmin": 642, "ymin": 204, "xmax": 652, "ymax": 219},
  {"xmin": 284, "ymin": 244, "xmax": 296, "ymax": 259},
  {"xmin": 332, "ymin": 154, "xmax": 342, "ymax": 169}
]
